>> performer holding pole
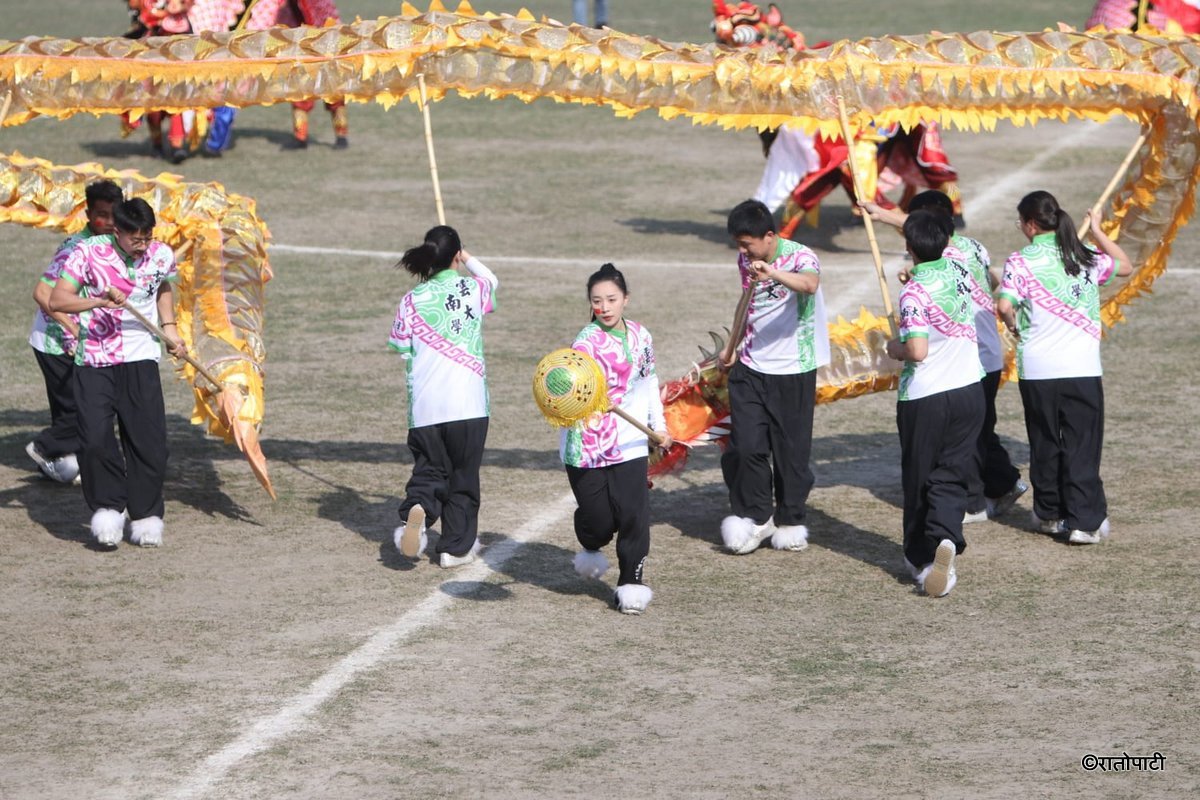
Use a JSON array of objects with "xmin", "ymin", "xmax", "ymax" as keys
[
  {"xmin": 389, "ymin": 226, "xmax": 497, "ymax": 566},
  {"xmin": 48, "ymin": 198, "xmax": 186, "ymax": 549},
  {"xmin": 996, "ymin": 191, "xmax": 1131, "ymax": 544},
  {"xmin": 718, "ymin": 199, "xmax": 829, "ymax": 556},
  {"xmin": 562, "ymin": 263, "xmax": 671, "ymax": 615},
  {"xmin": 862, "ymin": 191, "xmax": 1027, "ymax": 523},
  {"xmin": 885, "ymin": 210, "xmax": 985, "ymax": 597}
]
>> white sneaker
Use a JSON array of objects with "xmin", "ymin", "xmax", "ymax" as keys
[
  {"xmin": 26, "ymin": 442, "xmax": 61, "ymax": 482},
  {"xmin": 770, "ymin": 524, "xmax": 809, "ymax": 551},
  {"xmin": 53, "ymin": 453, "xmax": 80, "ymax": 485},
  {"xmin": 963, "ymin": 509, "xmax": 990, "ymax": 525},
  {"xmin": 129, "ymin": 516, "xmax": 163, "ymax": 547},
  {"xmin": 573, "ymin": 549, "xmax": 610, "ymax": 579},
  {"xmin": 614, "ymin": 584, "xmax": 653, "ymax": 615},
  {"xmin": 721, "ymin": 515, "xmax": 776, "ymax": 554},
  {"xmin": 986, "ymin": 479, "xmax": 1029, "ymax": 518},
  {"xmin": 438, "ymin": 538, "xmax": 481, "ymax": 569},
  {"xmin": 397, "ymin": 504, "xmax": 426, "ymax": 558},
  {"xmin": 1068, "ymin": 518, "xmax": 1111, "ymax": 545},
  {"xmin": 921, "ymin": 539, "xmax": 957, "ymax": 598},
  {"xmin": 90, "ymin": 508, "xmax": 126, "ymax": 549},
  {"xmin": 1030, "ymin": 511, "xmax": 1066, "ymax": 536}
]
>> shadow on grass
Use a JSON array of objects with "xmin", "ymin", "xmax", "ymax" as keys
[
  {"xmin": 80, "ymin": 125, "xmax": 299, "ymax": 162},
  {"xmin": 483, "ymin": 536, "xmax": 613, "ymax": 606},
  {"xmin": 0, "ymin": 410, "xmax": 257, "ymax": 544}
]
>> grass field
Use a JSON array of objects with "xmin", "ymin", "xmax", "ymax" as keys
[{"xmin": 2, "ymin": 1, "xmax": 1198, "ymax": 798}]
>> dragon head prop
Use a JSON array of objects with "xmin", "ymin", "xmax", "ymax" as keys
[{"xmin": 711, "ymin": 1, "xmax": 807, "ymax": 49}]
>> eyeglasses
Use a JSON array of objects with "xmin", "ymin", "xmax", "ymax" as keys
[{"xmin": 120, "ymin": 233, "xmax": 153, "ymax": 246}]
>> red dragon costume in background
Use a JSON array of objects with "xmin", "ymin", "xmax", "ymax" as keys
[
  {"xmin": 710, "ymin": 1, "xmax": 966, "ymax": 234},
  {"xmin": 1086, "ymin": 0, "xmax": 1200, "ymax": 33},
  {"xmin": 121, "ymin": 0, "xmax": 198, "ymax": 162}
]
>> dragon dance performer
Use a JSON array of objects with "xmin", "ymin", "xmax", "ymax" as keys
[
  {"xmin": 718, "ymin": 200, "xmax": 829, "ymax": 556},
  {"xmin": 196, "ymin": 0, "xmax": 349, "ymax": 153},
  {"xmin": 120, "ymin": 0, "xmax": 198, "ymax": 163},
  {"xmin": 711, "ymin": 0, "xmax": 967, "ymax": 233},
  {"xmin": 1086, "ymin": 0, "xmax": 1200, "ymax": 33},
  {"xmin": 996, "ymin": 192, "xmax": 1132, "ymax": 546},
  {"xmin": 562, "ymin": 264, "xmax": 671, "ymax": 615},
  {"xmin": 863, "ymin": 192, "xmax": 1027, "ymax": 524},
  {"xmin": 389, "ymin": 226, "xmax": 498, "ymax": 568},
  {"xmin": 26, "ymin": 180, "xmax": 125, "ymax": 486},
  {"xmin": 886, "ymin": 210, "xmax": 984, "ymax": 598},
  {"xmin": 48, "ymin": 199, "xmax": 186, "ymax": 549}
]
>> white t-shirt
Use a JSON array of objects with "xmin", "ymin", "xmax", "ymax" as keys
[
  {"xmin": 738, "ymin": 238, "xmax": 829, "ymax": 375},
  {"xmin": 998, "ymin": 234, "xmax": 1117, "ymax": 380},
  {"xmin": 897, "ymin": 257, "xmax": 984, "ymax": 401},
  {"xmin": 946, "ymin": 233, "xmax": 1003, "ymax": 373},
  {"xmin": 388, "ymin": 257, "xmax": 498, "ymax": 428}
]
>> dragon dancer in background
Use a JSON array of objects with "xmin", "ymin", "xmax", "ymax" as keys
[
  {"xmin": 1086, "ymin": 0, "xmax": 1200, "ymax": 33},
  {"xmin": 711, "ymin": 1, "xmax": 967, "ymax": 234},
  {"xmin": 193, "ymin": 0, "xmax": 350, "ymax": 154}
]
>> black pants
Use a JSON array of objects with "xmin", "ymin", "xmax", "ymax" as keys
[
  {"xmin": 399, "ymin": 417, "xmax": 489, "ymax": 557},
  {"xmin": 74, "ymin": 361, "xmax": 168, "ymax": 519},
  {"xmin": 721, "ymin": 364, "xmax": 816, "ymax": 526},
  {"xmin": 897, "ymin": 382, "xmax": 984, "ymax": 568},
  {"xmin": 566, "ymin": 457, "xmax": 649, "ymax": 586},
  {"xmin": 966, "ymin": 370, "xmax": 1021, "ymax": 512},
  {"xmin": 1018, "ymin": 377, "xmax": 1107, "ymax": 531},
  {"xmin": 33, "ymin": 348, "xmax": 81, "ymax": 459}
]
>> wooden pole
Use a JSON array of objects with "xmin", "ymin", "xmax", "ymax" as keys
[
  {"xmin": 416, "ymin": 73, "xmax": 447, "ymax": 225},
  {"xmin": 1080, "ymin": 125, "xmax": 1151, "ymax": 244},
  {"xmin": 835, "ymin": 95, "xmax": 897, "ymax": 335}
]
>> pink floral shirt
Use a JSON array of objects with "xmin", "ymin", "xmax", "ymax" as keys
[{"xmin": 60, "ymin": 236, "xmax": 177, "ymax": 368}]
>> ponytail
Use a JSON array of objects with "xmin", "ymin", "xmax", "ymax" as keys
[
  {"xmin": 1017, "ymin": 191, "xmax": 1096, "ymax": 277},
  {"xmin": 397, "ymin": 225, "xmax": 462, "ymax": 280}
]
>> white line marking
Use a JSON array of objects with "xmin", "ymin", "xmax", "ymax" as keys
[
  {"xmin": 168, "ymin": 492, "xmax": 579, "ymax": 800},
  {"xmin": 269, "ymin": 243, "xmax": 735, "ymax": 270}
]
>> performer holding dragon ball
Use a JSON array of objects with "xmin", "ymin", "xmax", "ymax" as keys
[{"xmin": 562, "ymin": 264, "xmax": 671, "ymax": 615}]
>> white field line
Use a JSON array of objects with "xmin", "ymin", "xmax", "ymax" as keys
[
  {"xmin": 170, "ymin": 120, "xmax": 1126, "ymax": 799},
  {"xmin": 168, "ymin": 492, "xmax": 578, "ymax": 800}
]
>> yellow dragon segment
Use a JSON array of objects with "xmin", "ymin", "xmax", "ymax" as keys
[
  {"xmin": 0, "ymin": 153, "xmax": 271, "ymax": 484},
  {"xmin": 2, "ymin": 4, "xmax": 1196, "ymax": 481}
]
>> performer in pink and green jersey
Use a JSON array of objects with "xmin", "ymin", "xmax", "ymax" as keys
[
  {"xmin": 996, "ymin": 191, "xmax": 1131, "ymax": 546},
  {"xmin": 863, "ymin": 190, "xmax": 1026, "ymax": 522},
  {"xmin": 562, "ymin": 263, "xmax": 671, "ymax": 615},
  {"xmin": 886, "ymin": 210, "xmax": 984, "ymax": 598},
  {"xmin": 26, "ymin": 179, "xmax": 123, "ymax": 484},
  {"xmin": 718, "ymin": 199, "xmax": 829, "ymax": 557},
  {"xmin": 389, "ymin": 225, "xmax": 497, "ymax": 569},
  {"xmin": 49, "ymin": 198, "xmax": 185, "ymax": 550}
]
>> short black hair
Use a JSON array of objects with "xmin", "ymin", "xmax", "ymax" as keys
[
  {"xmin": 906, "ymin": 189, "xmax": 954, "ymax": 223},
  {"xmin": 113, "ymin": 197, "xmax": 157, "ymax": 233},
  {"xmin": 727, "ymin": 199, "xmax": 776, "ymax": 238},
  {"xmin": 903, "ymin": 209, "xmax": 951, "ymax": 264},
  {"xmin": 84, "ymin": 179, "xmax": 123, "ymax": 209}
]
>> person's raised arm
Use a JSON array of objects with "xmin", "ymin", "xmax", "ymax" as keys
[{"xmin": 1086, "ymin": 211, "xmax": 1133, "ymax": 278}]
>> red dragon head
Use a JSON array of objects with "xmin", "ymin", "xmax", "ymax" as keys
[{"xmin": 711, "ymin": 1, "xmax": 807, "ymax": 50}]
